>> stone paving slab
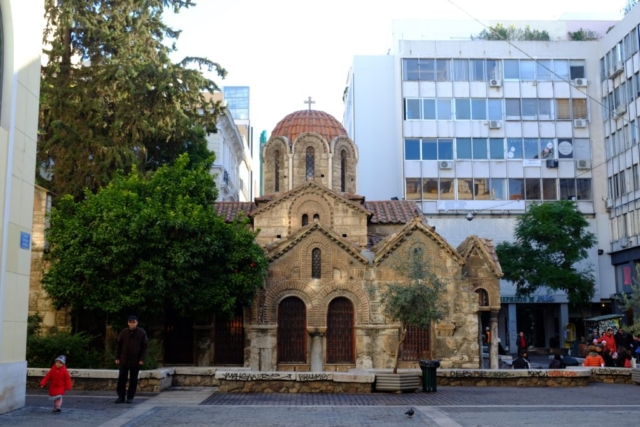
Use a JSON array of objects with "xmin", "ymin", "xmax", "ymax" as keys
[
  {"xmin": 200, "ymin": 384, "xmax": 640, "ymax": 406},
  {"xmin": 125, "ymin": 406, "xmax": 433, "ymax": 427}
]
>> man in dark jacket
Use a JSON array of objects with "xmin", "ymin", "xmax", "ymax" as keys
[
  {"xmin": 115, "ymin": 315, "xmax": 148, "ymax": 404},
  {"xmin": 512, "ymin": 351, "xmax": 531, "ymax": 369}
]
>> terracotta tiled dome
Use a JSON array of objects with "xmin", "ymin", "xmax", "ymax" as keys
[{"xmin": 271, "ymin": 110, "xmax": 347, "ymax": 143}]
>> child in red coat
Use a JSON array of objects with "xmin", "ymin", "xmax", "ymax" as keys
[{"xmin": 40, "ymin": 355, "xmax": 72, "ymax": 413}]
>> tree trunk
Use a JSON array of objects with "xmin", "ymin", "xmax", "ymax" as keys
[{"xmin": 393, "ymin": 326, "xmax": 407, "ymax": 374}]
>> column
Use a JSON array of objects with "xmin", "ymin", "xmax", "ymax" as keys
[
  {"xmin": 309, "ymin": 328, "xmax": 326, "ymax": 372},
  {"xmin": 508, "ymin": 303, "xmax": 517, "ymax": 356},
  {"xmin": 559, "ymin": 303, "xmax": 569, "ymax": 350},
  {"xmin": 490, "ymin": 310, "xmax": 499, "ymax": 369}
]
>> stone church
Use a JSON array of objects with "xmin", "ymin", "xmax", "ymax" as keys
[
  {"xmin": 213, "ymin": 109, "xmax": 503, "ymax": 371},
  {"xmin": 28, "ymin": 108, "xmax": 503, "ymax": 370}
]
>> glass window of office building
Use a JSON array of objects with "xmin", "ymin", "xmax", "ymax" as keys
[{"xmin": 223, "ymin": 86, "xmax": 250, "ymax": 120}]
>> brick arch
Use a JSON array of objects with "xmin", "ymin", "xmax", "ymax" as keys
[
  {"xmin": 263, "ymin": 137, "xmax": 290, "ymax": 194},
  {"xmin": 291, "ymin": 133, "xmax": 330, "ymax": 187},
  {"xmin": 330, "ymin": 137, "xmax": 358, "ymax": 193},
  {"xmin": 471, "ymin": 283, "xmax": 497, "ymax": 309},
  {"xmin": 263, "ymin": 282, "xmax": 314, "ymax": 325},
  {"xmin": 310, "ymin": 283, "xmax": 369, "ymax": 327},
  {"xmin": 287, "ymin": 192, "xmax": 333, "ymax": 233},
  {"xmin": 299, "ymin": 234, "xmax": 333, "ymax": 281}
]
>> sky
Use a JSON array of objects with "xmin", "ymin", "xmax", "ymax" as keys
[{"xmin": 163, "ymin": 0, "xmax": 627, "ymax": 140}]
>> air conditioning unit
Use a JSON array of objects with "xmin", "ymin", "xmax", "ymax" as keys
[
  {"xmin": 546, "ymin": 159, "xmax": 558, "ymax": 168},
  {"xmin": 439, "ymin": 160, "xmax": 453, "ymax": 170},
  {"xmin": 576, "ymin": 159, "xmax": 591, "ymax": 169},
  {"xmin": 605, "ymin": 198, "xmax": 613, "ymax": 210},
  {"xmin": 620, "ymin": 237, "xmax": 629, "ymax": 248},
  {"xmin": 609, "ymin": 61, "xmax": 624, "ymax": 78},
  {"xmin": 615, "ymin": 104, "xmax": 627, "ymax": 117},
  {"xmin": 489, "ymin": 79, "xmax": 502, "ymax": 87},
  {"xmin": 573, "ymin": 119, "xmax": 588, "ymax": 128},
  {"xmin": 488, "ymin": 120, "xmax": 502, "ymax": 129},
  {"xmin": 573, "ymin": 78, "xmax": 588, "ymax": 87}
]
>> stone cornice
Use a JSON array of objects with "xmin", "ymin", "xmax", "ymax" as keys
[
  {"xmin": 372, "ymin": 217, "xmax": 465, "ymax": 266},
  {"xmin": 249, "ymin": 181, "xmax": 371, "ymax": 219},
  {"xmin": 266, "ymin": 222, "xmax": 370, "ymax": 266}
]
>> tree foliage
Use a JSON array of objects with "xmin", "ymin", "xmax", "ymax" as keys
[
  {"xmin": 39, "ymin": 0, "xmax": 226, "ymax": 199},
  {"xmin": 624, "ymin": 0, "xmax": 638, "ymax": 15},
  {"xmin": 618, "ymin": 265, "xmax": 640, "ymax": 336},
  {"xmin": 42, "ymin": 154, "xmax": 268, "ymax": 322},
  {"xmin": 473, "ymin": 24, "xmax": 550, "ymax": 41},
  {"xmin": 496, "ymin": 201, "xmax": 596, "ymax": 304},
  {"xmin": 381, "ymin": 248, "xmax": 448, "ymax": 373}
]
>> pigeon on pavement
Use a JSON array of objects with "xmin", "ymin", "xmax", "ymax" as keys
[{"xmin": 405, "ymin": 408, "xmax": 415, "ymax": 418}]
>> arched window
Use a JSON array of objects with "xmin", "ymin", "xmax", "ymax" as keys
[
  {"xmin": 302, "ymin": 214, "xmax": 308, "ymax": 226},
  {"xmin": 305, "ymin": 147, "xmax": 315, "ymax": 180},
  {"xmin": 476, "ymin": 289, "xmax": 489, "ymax": 307},
  {"xmin": 313, "ymin": 213, "xmax": 319, "ymax": 222},
  {"xmin": 274, "ymin": 150, "xmax": 280, "ymax": 192},
  {"xmin": 340, "ymin": 149, "xmax": 347, "ymax": 192},
  {"xmin": 311, "ymin": 248, "xmax": 321, "ymax": 279}
]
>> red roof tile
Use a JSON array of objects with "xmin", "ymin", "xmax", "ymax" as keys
[
  {"xmin": 214, "ymin": 202, "xmax": 256, "ymax": 221},
  {"xmin": 271, "ymin": 110, "xmax": 347, "ymax": 143},
  {"xmin": 364, "ymin": 201, "xmax": 425, "ymax": 224}
]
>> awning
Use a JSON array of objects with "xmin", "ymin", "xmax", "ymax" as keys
[{"xmin": 584, "ymin": 314, "xmax": 624, "ymax": 322}]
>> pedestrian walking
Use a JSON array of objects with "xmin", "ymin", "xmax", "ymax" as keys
[
  {"xmin": 40, "ymin": 355, "xmax": 72, "ymax": 413},
  {"xmin": 516, "ymin": 331, "xmax": 528, "ymax": 355},
  {"xmin": 115, "ymin": 315, "xmax": 148, "ymax": 404}
]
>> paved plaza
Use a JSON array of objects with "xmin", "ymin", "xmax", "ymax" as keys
[{"xmin": 1, "ymin": 384, "xmax": 639, "ymax": 427}]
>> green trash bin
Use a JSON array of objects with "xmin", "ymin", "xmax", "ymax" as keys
[{"xmin": 419, "ymin": 360, "xmax": 440, "ymax": 392}]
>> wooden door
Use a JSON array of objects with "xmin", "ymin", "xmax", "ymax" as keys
[
  {"xmin": 326, "ymin": 297, "xmax": 354, "ymax": 363},
  {"xmin": 214, "ymin": 309, "xmax": 245, "ymax": 365},
  {"xmin": 277, "ymin": 297, "xmax": 307, "ymax": 363}
]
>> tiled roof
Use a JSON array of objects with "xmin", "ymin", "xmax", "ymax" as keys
[
  {"xmin": 214, "ymin": 202, "xmax": 256, "ymax": 221},
  {"xmin": 457, "ymin": 235, "xmax": 503, "ymax": 277},
  {"xmin": 271, "ymin": 110, "xmax": 348, "ymax": 143},
  {"xmin": 364, "ymin": 201, "xmax": 424, "ymax": 224}
]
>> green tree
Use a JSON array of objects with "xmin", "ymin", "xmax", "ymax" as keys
[
  {"xmin": 381, "ymin": 248, "xmax": 448, "ymax": 374},
  {"xmin": 624, "ymin": 0, "xmax": 638, "ymax": 15},
  {"xmin": 38, "ymin": 0, "xmax": 226, "ymax": 200},
  {"xmin": 618, "ymin": 265, "xmax": 640, "ymax": 337},
  {"xmin": 473, "ymin": 24, "xmax": 550, "ymax": 41},
  {"xmin": 42, "ymin": 154, "xmax": 268, "ymax": 322},
  {"xmin": 496, "ymin": 201, "xmax": 596, "ymax": 304}
]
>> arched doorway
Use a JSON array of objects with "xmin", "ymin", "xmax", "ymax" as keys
[
  {"xmin": 277, "ymin": 297, "xmax": 307, "ymax": 363},
  {"xmin": 214, "ymin": 308, "xmax": 245, "ymax": 365},
  {"xmin": 326, "ymin": 297, "xmax": 354, "ymax": 363}
]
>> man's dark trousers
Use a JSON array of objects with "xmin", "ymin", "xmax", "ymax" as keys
[{"xmin": 117, "ymin": 366, "xmax": 140, "ymax": 399}]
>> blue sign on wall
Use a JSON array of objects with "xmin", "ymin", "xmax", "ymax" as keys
[{"xmin": 20, "ymin": 232, "xmax": 31, "ymax": 250}]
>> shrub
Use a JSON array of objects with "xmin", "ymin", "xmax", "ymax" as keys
[{"xmin": 27, "ymin": 314, "xmax": 102, "ymax": 369}]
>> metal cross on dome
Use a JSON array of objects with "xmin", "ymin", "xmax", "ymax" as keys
[{"xmin": 304, "ymin": 96, "xmax": 315, "ymax": 111}]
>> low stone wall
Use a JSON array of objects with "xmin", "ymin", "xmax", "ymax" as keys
[
  {"xmin": 435, "ymin": 368, "xmax": 591, "ymax": 387},
  {"xmin": 28, "ymin": 368, "xmax": 174, "ymax": 392},
  {"xmin": 214, "ymin": 371, "xmax": 375, "ymax": 394},
  {"xmin": 588, "ymin": 367, "xmax": 633, "ymax": 384},
  {"xmin": 171, "ymin": 367, "xmax": 251, "ymax": 387},
  {"xmin": 27, "ymin": 366, "xmax": 638, "ymax": 393}
]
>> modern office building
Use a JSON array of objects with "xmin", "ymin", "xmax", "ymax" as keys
[
  {"xmin": 223, "ymin": 86, "xmax": 260, "ymax": 199},
  {"xmin": 0, "ymin": 0, "xmax": 45, "ymax": 414},
  {"xmin": 343, "ymin": 16, "xmax": 635, "ymax": 351}
]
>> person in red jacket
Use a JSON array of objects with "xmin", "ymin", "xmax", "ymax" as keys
[
  {"xmin": 598, "ymin": 328, "xmax": 617, "ymax": 354},
  {"xmin": 40, "ymin": 355, "xmax": 72, "ymax": 413}
]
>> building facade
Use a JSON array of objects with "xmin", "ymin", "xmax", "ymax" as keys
[
  {"xmin": 0, "ymin": 0, "xmax": 45, "ymax": 414},
  {"xmin": 343, "ymin": 18, "xmax": 628, "ymax": 352}
]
